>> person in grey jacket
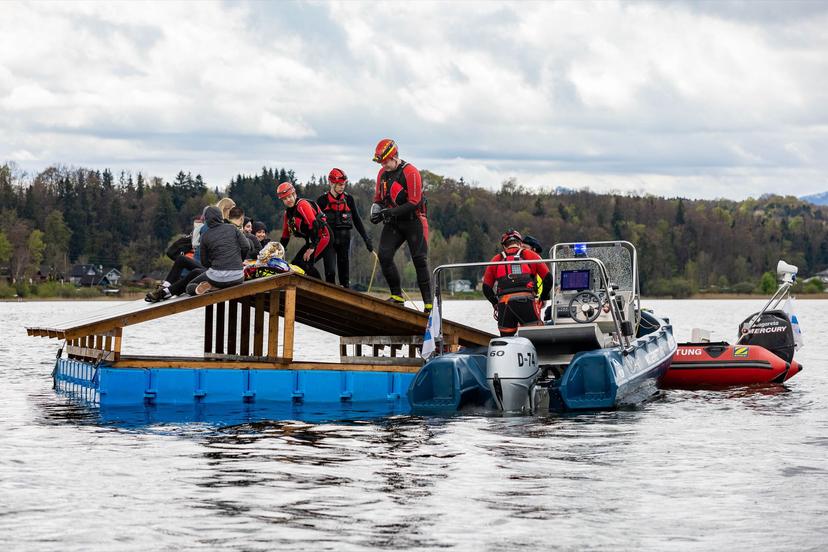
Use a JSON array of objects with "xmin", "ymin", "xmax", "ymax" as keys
[{"xmin": 186, "ymin": 206, "xmax": 250, "ymax": 295}]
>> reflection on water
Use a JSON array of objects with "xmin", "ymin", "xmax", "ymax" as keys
[{"xmin": 2, "ymin": 300, "xmax": 828, "ymax": 550}]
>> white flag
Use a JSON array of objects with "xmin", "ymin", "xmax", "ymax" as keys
[
  {"xmin": 783, "ymin": 297, "xmax": 804, "ymax": 350},
  {"xmin": 420, "ymin": 302, "xmax": 442, "ymax": 359}
]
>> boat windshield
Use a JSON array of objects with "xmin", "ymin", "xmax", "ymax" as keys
[{"xmin": 553, "ymin": 242, "xmax": 635, "ymax": 293}]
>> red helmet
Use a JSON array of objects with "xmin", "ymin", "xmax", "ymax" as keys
[
  {"xmin": 276, "ymin": 181, "xmax": 295, "ymax": 200},
  {"xmin": 328, "ymin": 168, "xmax": 348, "ymax": 185},
  {"xmin": 373, "ymin": 138, "xmax": 398, "ymax": 163},
  {"xmin": 501, "ymin": 229, "xmax": 523, "ymax": 247}
]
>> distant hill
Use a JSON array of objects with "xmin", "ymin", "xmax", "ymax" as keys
[{"xmin": 801, "ymin": 191, "xmax": 828, "ymax": 205}]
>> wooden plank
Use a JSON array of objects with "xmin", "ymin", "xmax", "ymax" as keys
[
  {"xmin": 240, "ymin": 299, "xmax": 251, "ymax": 355},
  {"xmin": 283, "ymin": 287, "xmax": 296, "ymax": 361},
  {"xmin": 204, "ymin": 304, "xmax": 213, "ymax": 354},
  {"xmin": 111, "ymin": 357, "xmax": 421, "ymax": 373},
  {"xmin": 253, "ymin": 293, "xmax": 265, "ymax": 356},
  {"xmin": 227, "ymin": 300, "xmax": 238, "ymax": 355},
  {"xmin": 340, "ymin": 356, "xmax": 422, "ymax": 366},
  {"xmin": 215, "ymin": 302, "xmax": 226, "ymax": 355},
  {"xmin": 341, "ymin": 335, "xmax": 424, "ymax": 345},
  {"xmin": 267, "ymin": 291, "xmax": 280, "ymax": 359},
  {"xmin": 113, "ymin": 328, "xmax": 122, "ymax": 361},
  {"xmin": 105, "ymin": 334, "xmax": 113, "ymax": 352}
]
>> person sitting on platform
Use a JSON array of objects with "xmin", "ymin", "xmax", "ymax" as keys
[
  {"xmin": 228, "ymin": 206, "xmax": 261, "ymax": 260},
  {"xmin": 482, "ymin": 229, "xmax": 554, "ymax": 336},
  {"xmin": 253, "ymin": 221, "xmax": 270, "ymax": 248},
  {"xmin": 145, "ymin": 217, "xmax": 206, "ymax": 302},
  {"xmin": 186, "ymin": 205, "xmax": 250, "ymax": 296}
]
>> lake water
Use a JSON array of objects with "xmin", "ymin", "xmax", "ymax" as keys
[{"xmin": 1, "ymin": 299, "xmax": 827, "ymax": 550}]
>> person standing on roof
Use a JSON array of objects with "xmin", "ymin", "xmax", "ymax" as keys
[
  {"xmin": 482, "ymin": 229, "xmax": 554, "ymax": 336},
  {"xmin": 317, "ymin": 168, "xmax": 373, "ymax": 288},
  {"xmin": 277, "ymin": 181, "xmax": 330, "ymax": 279},
  {"xmin": 370, "ymin": 138, "xmax": 432, "ymax": 312}
]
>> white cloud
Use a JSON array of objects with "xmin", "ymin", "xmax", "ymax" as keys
[{"xmin": 0, "ymin": 0, "xmax": 827, "ymax": 200}]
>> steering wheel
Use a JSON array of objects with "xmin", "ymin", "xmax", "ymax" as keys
[{"xmin": 568, "ymin": 291, "xmax": 603, "ymax": 323}]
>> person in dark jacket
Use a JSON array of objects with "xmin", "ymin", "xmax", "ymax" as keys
[
  {"xmin": 228, "ymin": 206, "xmax": 261, "ymax": 260},
  {"xmin": 317, "ymin": 168, "xmax": 373, "ymax": 288},
  {"xmin": 252, "ymin": 221, "xmax": 270, "ymax": 248},
  {"xmin": 146, "ymin": 217, "xmax": 205, "ymax": 302},
  {"xmin": 277, "ymin": 181, "xmax": 330, "ymax": 279},
  {"xmin": 186, "ymin": 205, "xmax": 250, "ymax": 295}
]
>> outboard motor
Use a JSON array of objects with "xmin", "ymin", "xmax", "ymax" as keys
[
  {"xmin": 486, "ymin": 337, "xmax": 540, "ymax": 414},
  {"xmin": 738, "ymin": 309, "xmax": 795, "ymax": 362}
]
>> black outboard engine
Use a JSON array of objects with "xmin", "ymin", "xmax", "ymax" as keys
[{"xmin": 738, "ymin": 310, "xmax": 795, "ymax": 362}]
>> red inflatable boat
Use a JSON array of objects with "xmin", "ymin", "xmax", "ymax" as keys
[{"xmin": 662, "ymin": 342, "xmax": 802, "ymax": 387}]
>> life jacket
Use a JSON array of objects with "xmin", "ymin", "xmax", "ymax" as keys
[
  {"xmin": 287, "ymin": 199, "xmax": 327, "ymax": 239},
  {"xmin": 493, "ymin": 248, "xmax": 536, "ymax": 298},
  {"xmin": 323, "ymin": 191, "xmax": 353, "ymax": 230},
  {"xmin": 380, "ymin": 161, "xmax": 426, "ymax": 218}
]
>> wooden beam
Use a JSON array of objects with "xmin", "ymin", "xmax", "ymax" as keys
[
  {"xmin": 253, "ymin": 293, "xmax": 265, "ymax": 356},
  {"xmin": 227, "ymin": 300, "xmax": 238, "ymax": 355},
  {"xmin": 204, "ymin": 304, "xmax": 213, "ymax": 354},
  {"xmin": 268, "ymin": 291, "xmax": 280, "ymax": 359},
  {"xmin": 215, "ymin": 301, "xmax": 225, "ymax": 355},
  {"xmin": 111, "ymin": 357, "xmax": 420, "ymax": 373},
  {"xmin": 283, "ymin": 287, "xmax": 296, "ymax": 361},
  {"xmin": 113, "ymin": 328, "xmax": 122, "ymax": 361},
  {"xmin": 240, "ymin": 298, "xmax": 251, "ymax": 355}
]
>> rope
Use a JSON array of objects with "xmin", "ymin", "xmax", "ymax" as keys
[
  {"xmin": 367, "ymin": 251, "xmax": 379, "ymax": 293},
  {"xmin": 401, "ymin": 289, "xmax": 422, "ymax": 312}
]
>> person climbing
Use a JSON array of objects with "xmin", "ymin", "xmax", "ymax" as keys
[
  {"xmin": 482, "ymin": 229, "xmax": 554, "ymax": 336},
  {"xmin": 185, "ymin": 205, "xmax": 250, "ymax": 296},
  {"xmin": 370, "ymin": 138, "xmax": 432, "ymax": 311},
  {"xmin": 277, "ymin": 181, "xmax": 330, "ymax": 279},
  {"xmin": 317, "ymin": 167, "xmax": 373, "ymax": 288}
]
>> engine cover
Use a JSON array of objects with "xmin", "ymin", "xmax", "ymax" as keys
[{"xmin": 486, "ymin": 337, "xmax": 540, "ymax": 414}]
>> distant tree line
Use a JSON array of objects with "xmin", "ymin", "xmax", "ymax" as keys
[{"xmin": 2, "ymin": 162, "xmax": 827, "ymax": 297}]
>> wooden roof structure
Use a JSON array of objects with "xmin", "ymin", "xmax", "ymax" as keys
[{"xmin": 27, "ymin": 273, "xmax": 493, "ymax": 373}]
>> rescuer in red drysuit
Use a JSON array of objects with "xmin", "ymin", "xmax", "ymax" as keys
[
  {"xmin": 317, "ymin": 167, "xmax": 373, "ymax": 288},
  {"xmin": 370, "ymin": 138, "xmax": 432, "ymax": 312},
  {"xmin": 482, "ymin": 229, "xmax": 553, "ymax": 336},
  {"xmin": 277, "ymin": 181, "xmax": 330, "ymax": 279}
]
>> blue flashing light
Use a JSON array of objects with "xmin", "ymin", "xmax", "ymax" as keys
[{"xmin": 573, "ymin": 243, "xmax": 587, "ymax": 256}]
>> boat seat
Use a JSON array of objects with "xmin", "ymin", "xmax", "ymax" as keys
[{"xmin": 516, "ymin": 323, "xmax": 607, "ymax": 365}]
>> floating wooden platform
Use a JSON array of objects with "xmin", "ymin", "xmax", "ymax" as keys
[{"xmin": 27, "ymin": 273, "xmax": 494, "ymax": 406}]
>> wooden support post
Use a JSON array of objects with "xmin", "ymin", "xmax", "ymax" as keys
[
  {"xmin": 282, "ymin": 287, "xmax": 296, "ymax": 361},
  {"xmin": 227, "ymin": 300, "xmax": 238, "ymax": 355},
  {"xmin": 215, "ymin": 302, "xmax": 225, "ymax": 355},
  {"xmin": 267, "ymin": 291, "xmax": 280, "ymax": 359},
  {"xmin": 253, "ymin": 293, "xmax": 264, "ymax": 356},
  {"xmin": 240, "ymin": 299, "xmax": 251, "ymax": 356},
  {"xmin": 112, "ymin": 328, "xmax": 122, "ymax": 361},
  {"xmin": 204, "ymin": 304, "xmax": 214, "ymax": 354}
]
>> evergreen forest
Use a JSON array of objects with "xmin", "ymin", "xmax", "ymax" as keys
[{"xmin": 1, "ymin": 162, "xmax": 827, "ymax": 297}]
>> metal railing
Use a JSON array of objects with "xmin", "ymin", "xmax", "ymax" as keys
[{"xmin": 431, "ymin": 256, "xmax": 633, "ymax": 356}]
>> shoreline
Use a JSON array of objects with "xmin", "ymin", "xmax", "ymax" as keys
[{"xmin": 4, "ymin": 292, "xmax": 828, "ymax": 302}]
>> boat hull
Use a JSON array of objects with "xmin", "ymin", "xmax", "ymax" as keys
[
  {"xmin": 408, "ymin": 317, "xmax": 676, "ymax": 414},
  {"xmin": 662, "ymin": 343, "xmax": 802, "ymax": 388}
]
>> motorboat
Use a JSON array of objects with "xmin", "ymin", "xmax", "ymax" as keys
[
  {"xmin": 662, "ymin": 260, "xmax": 803, "ymax": 388},
  {"xmin": 408, "ymin": 241, "xmax": 677, "ymax": 414}
]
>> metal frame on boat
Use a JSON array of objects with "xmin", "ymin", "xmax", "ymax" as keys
[{"xmin": 408, "ymin": 240, "xmax": 677, "ymax": 414}]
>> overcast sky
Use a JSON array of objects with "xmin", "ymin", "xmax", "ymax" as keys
[{"xmin": 1, "ymin": 0, "xmax": 827, "ymax": 199}]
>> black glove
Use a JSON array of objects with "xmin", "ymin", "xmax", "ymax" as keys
[
  {"xmin": 365, "ymin": 238, "xmax": 374, "ymax": 253},
  {"xmin": 369, "ymin": 203, "xmax": 383, "ymax": 225}
]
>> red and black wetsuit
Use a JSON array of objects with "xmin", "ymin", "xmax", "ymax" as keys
[
  {"xmin": 279, "ymin": 198, "xmax": 331, "ymax": 279},
  {"xmin": 482, "ymin": 246, "xmax": 553, "ymax": 336},
  {"xmin": 374, "ymin": 160, "xmax": 431, "ymax": 304},
  {"xmin": 316, "ymin": 191, "xmax": 372, "ymax": 288}
]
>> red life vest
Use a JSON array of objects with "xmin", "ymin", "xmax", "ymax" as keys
[
  {"xmin": 493, "ymin": 248, "xmax": 536, "ymax": 297},
  {"xmin": 380, "ymin": 161, "xmax": 426, "ymax": 218},
  {"xmin": 287, "ymin": 199, "xmax": 327, "ymax": 239},
  {"xmin": 322, "ymin": 191, "xmax": 353, "ymax": 230}
]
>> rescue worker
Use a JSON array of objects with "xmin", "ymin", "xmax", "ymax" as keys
[
  {"xmin": 317, "ymin": 168, "xmax": 373, "ymax": 288},
  {"xmin": 370, "ymin": 138, "xmax": 432, "ymax": 312},
  {"xmin": 482, "ymin": 229, "xmax": 553, "ymax": 336},
  {"xmin": 277, "ymin": 181, "xmax": 330, "ymax": 279}
]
